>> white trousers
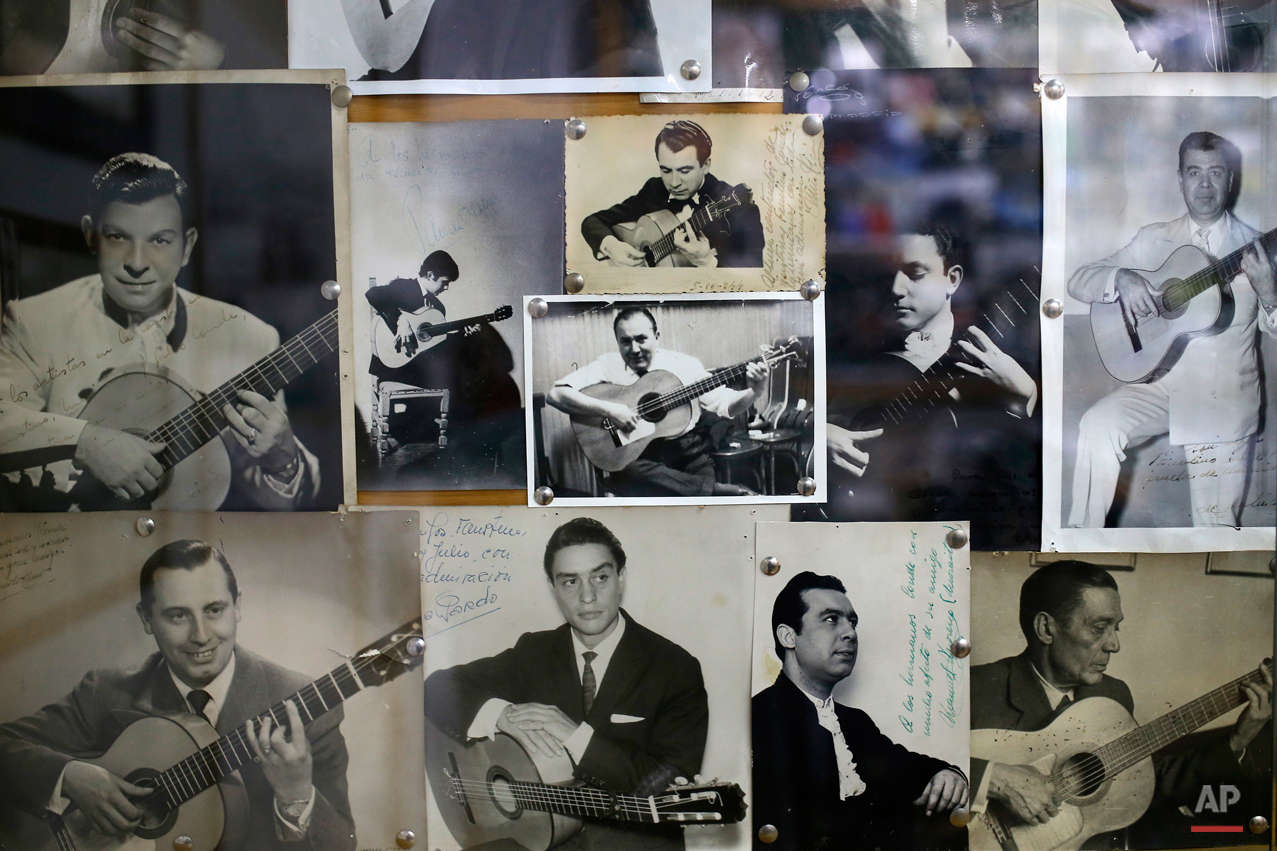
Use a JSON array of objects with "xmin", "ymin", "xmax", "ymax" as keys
[{"xmin": 1068, "ymin": 382, "xmax": 1253, "ymax": 527}]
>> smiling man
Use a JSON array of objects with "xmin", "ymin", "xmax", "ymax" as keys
[
  {"xmin": 0, "ymin": 152, "xmax": 319, "ymax": 511},
  {"xmin": 581, "ymin": 120, "xmax": 764, "ymax": 269},
  {"xmin": 0, "ymin": 539, "xmax": 355, "ymax": 849},
  {"xmin": 752, "ymin": 571, "xmax": 968, "ymax": 850},
  {"xmin": 424, "ymin": 517, "xmax": 708, "ymax": 850}
]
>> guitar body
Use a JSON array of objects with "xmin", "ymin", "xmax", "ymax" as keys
[
  {"xmin": 970, "ymin": 698, "xmax": 1155, "ymax": 851},
  {"xmin": 612, "ymin": 211, "xmax": 695, "ymax": 268},
  {"xmin": 1089, "ymin": 244, "xmax": 1233, "ymax": 383},
  {"xmin": 36, "ymin": 714, "xmax": 248, "ymax": 851},
  {"xmin": 339, "ymin": 0, "xmax": 430, "ymax": 73},
  {"xmin": 374, "ymin": 306, "xmax": 449, "ymax": 369},
  {"xmin": 425, "ymin": 719, "xmax": 582, "ymax": 851},
  {"xmin": 570, "ymin": 371, "xmax": 693, "ymax": 472}
]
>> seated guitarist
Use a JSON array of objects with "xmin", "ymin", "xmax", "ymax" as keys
[
  {"xmin": 0, "ymin": 539, "xmax": 355, "ymax": 850},
  {"xmin": 0, "ymin": 153, "xmax": 319, "ymax": 511},
  {"xmin": 971, "ymin": 561, "xmax": 1272, "ymax": 848},
  {"xmin": 581, "ymin": 120, "xmax": 765, "ymax": 268},
  {"xmin": 1067, "ymin": 131, "xmax": 1277, "ymax": 528},
  {"xmin": 547, "ymin": 305, "xmax": 766, "ymax": 497}
]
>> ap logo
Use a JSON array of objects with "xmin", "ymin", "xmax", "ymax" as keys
[{"xmin": 1195, "ymin": 785, "xmax": 1241, "ymax": 813}]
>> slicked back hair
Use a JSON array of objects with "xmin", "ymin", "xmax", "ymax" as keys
[
  {"xmin": 612, "ymin": 305, "xmax": 658, "ymax": 338},
  {"xmin": 772, "ymin": 571, "xmax": 847, "ymax": 659},
  {"xmin": 1019, "ymin": 561, "xmax": 1119, "ymax": 644},
  {"xmin": 88, "ymin": 153, "xmax": 190, "ymax": 231},
  {"xmin": 543, "ymin": 517, "xmax": 627, "ymax": 580},
  {"xmin": 655, "ymin": 120, "xmax": 713, "ymax": 165},
  {"xmin": 139, "ymin": 540, "xmax": 239, "ymax": 616}
]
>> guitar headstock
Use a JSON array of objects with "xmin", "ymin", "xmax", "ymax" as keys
[
  {"xmin": 492, "ymin": 305, "xmax": 514, "ymax": 322},
  {"xmin": 761, "ymin": 337, "xmax": 801, "ymax": 369},
  {"xmin": 705, "ymin": 184, "xmax": 754, "ymax": 221},
  {"xmin": 355, "ymin": 618, "xmax": 424, "ymax": 687},
  {"xmin": 651, "ymin": 781, "xmax": 747, "ymax": 825}
]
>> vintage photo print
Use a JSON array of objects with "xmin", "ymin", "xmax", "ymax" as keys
[
  {"xmin": 418, "ymin": 505, "xmax": 785, "ymax": 851},
  {"xmin": 0, "ymin": 0, "xmax": 288, "ymax": 76},
  {"xmin": 751, "ymin": 521, "xmax": 971, "ymax": 851},
  {"xmin": 288, "ymin": 0, "xmax": 711, "ymax": 94},
  {"xmin": 0, "ymin": 510, "xmax": 425, "ymax": 850},
  {"xmin": 564, "ymin": 114, "xmax": 825, "ymax": 294},
  {"xmin": 1041, "ymin": 76, "xmax": 1277, "ymax": 553},
  {"xmin": 525, "ymin": 293, "xmax": 825, "ymax": 506},
  {"xmin": 1042, "ymin": 0, "xmax": 1276, "ymax": 74},
  {"xmin": 349, "ymin": 120, "xmax": 562, "ymax": 494},
  {"xmin": 785, "ymin": 69, "xmax": 1043, "ymax": 552},
  {"xmin": 970, "ymin": 551, "xmax": 1274, "ymax": 850},
  {"xmin": 0, "ymin": 76, "xmax": 347, "ymax": 512}
]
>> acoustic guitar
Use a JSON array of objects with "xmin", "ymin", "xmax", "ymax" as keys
[
  {"xmin": 610, "ymin": 186, "xmax": 753, "ymax": 268},
  {"xmin": 33, "ymin": 619, "xmax": 424, "ymax": 851},
  {"xmin": 425, "ymin": 717, "xmax": 745, "ymax": 851},
  {"xmin": 970, "ymin": 661, "xmax": 1271, "ymax": 851},
  {"xmin": 1089, "ymin": 228, "xmax": 1276, "ymax": 383},
  {"xmin": 569, "ymin": 341, "xmax": 798, "ymax": 472},
  {"xmin": 373, "ymin": 305, "xmax": 513, "ymax": 370}
]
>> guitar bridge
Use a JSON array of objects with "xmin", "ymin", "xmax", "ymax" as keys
[{"xmin": 601, "ymin": 418, "xmax": 623, "ymax": 448}]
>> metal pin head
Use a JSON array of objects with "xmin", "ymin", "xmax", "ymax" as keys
[
  {"xmin": 406, "ymin": 637, "xmax": 425, "ymax": 658},
  {"xmin": 758, "ymin": 824, "xmax": 779, "ymax": 844},
  {"xmin": 800, "ymin": 279, "xmax": 822, "ymax": 301},
  {"xmin": 1042, "ymin": 298, "xmax": 1063, "ymax": 319},
  {"xmin": 173, "ymin": 837, "xmax": 194, "ymax": 851},
  {"xmin": 949, "ymin": 808, "xmax": 972, "ymax": 828},
  {"xmin": 565, "ymin": 118, "xmax": 587, "ymax": 141},
  {"xmin": 1043, "ymin": 79, "xmax": 1065, "ymax": 100},
  {"xmin": 564, "ymin": 272, "xmax": 585, "ymax": 294},
  {"xmin": 802, "ymin": 114, "xmax": 824, "ymax": 136},
  {"xmin": 136, "ymin": 517, "xmax": 155, "ymax": 537},
  {"xmin": 951, "ymin": 637, "xmax": 971, "ymax": 659},
  {"xmin": 1250, "ymin": 816, "xmax": 1269, "ymax": 834},
  {"xmin": 534, "ymin": 486, "xmax": 554, "ymax": 506},
  {"xmin": 396, "ymin": 829, "xmax": 417, "ymax": 848},
  {"xmin": 945, "ymin": 527, "xmax": 969, "ymax": 549},
  {"xmin": 788, "ymin": 71, "xmax": 810, "ymax": 93},
  {"xmin": 761, "ymin": 556, "xmax": 781, "ymax": 576},
  {"xmin": 528, "ymin": 298, "xmax": 549, "ymax": 318},
  {"xmin": 330, "ymin": 85, "xmax": 354, "ymax": 108},
  {"xmin": 680, "ymin": 59, "xmax": 702, "ymax": 81},
  {"xmin": 797, "ymin": 476, "xmax": 817, "ymax": 497},
  {"xmin": 321, "ymin": 279, "xmax": 341, "ymax": 301}
]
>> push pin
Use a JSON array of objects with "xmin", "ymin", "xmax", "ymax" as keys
[
  {"xmin": 788, "ymin": 71, "xmax": 810, "ymax": 93},
  {"xmin": 761, "ymin": 556, "xmax": 781, "ymax": 576},
  {"xmin": 1042, "ymin": 79, "xmax": 1065, "ymax": 100},
  {"xmin": 321, "ymin": 280, "xmax": 341, "ymax": 300},
  {"xmin": 758, "ymin": 824, "xmax": 779, "ymax": 844},
  {"xmin": 800, "ymin": 279, "xmax": 822, "ymax": 300},
  {"xmin": 945, "ymin": 527, "xmax": 968, "ymax": 549},
  {"xmin": 950, "ymin": 808, "xmax": 972, "ymax": 827},
  {"xmin": 396, "ymin": 829, "xmax": 417, "ymax": 848},
  {"xmin": 1250, "ymin": 816, "xmax": 1269, "ymax": 834},
  {"xmin": 797, "ymin": 477, "xmax": 817, "ymax": 496},
  {"xmin": 136, "ymin": 517, "xmax": 155, "ymax": 537},
  {"xmin": 330, "ymin": 85, "xmax": 354, "ymax": 108},
  {"xmin": 1041, "ymin": 298, "xmax": 1063, "ymax": 319},
  {"xmin": 534, "ymin": 486, "xmax": 554, "ymax": 506},
  {"xmin": 680, "ymin": 60, "xmax": 702, "ymax": 81},
  {"xmin": 564, "ymin": 272, "xmax": 585, "ymax": 294},
  {"xmin": 173, "ymin": 836, "xmax": 194, "ymax": 851},
  {"xmin": 528, "ymin": 298, "xmax": 549, "ymax": 318},
  {"xmin": 951, "ymin": 637, "xmax": 971, "ymax": 659},
  {"xmin": 802, "ymin": 115, "xmax": 824, "ymax": 136},
  {"xmin": 406, "ymin": 637, "xmax": 425, "ymax": 657},
  {"xmin": 565, "ymin": 119, "xmax": 587, "ymax": 141}
]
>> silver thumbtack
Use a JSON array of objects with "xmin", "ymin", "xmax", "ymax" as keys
[
  {"xmin": 534, "ymin": 486, "xmax": 554, "ymax": 505},
  {"xmin": 1042, "ymin": 298, "xmax": 1063, "ymax": 319},
  {"xmin": 761, "ymin": 556, "xmax": 781, "ymax": 576},
  {"xmin": 330, "ymin": 85, "xmax": 354, "ymax": 108},
  {"xmin": 946, "ymin": 527, "xmax": 969, "ymax": 549},
  {"xmin": 788, "ymin": 71, "xmax": 810, "ymax": 93},
  {"xmin": 758, "ymin": 824, "xmax": 779, "ymax": 844},
  {"xmin": 564, "ymin": 272, "xmax": 585, "ymax": 294},
  {"xmin": 136, "ymin": 517, "xmax": 155, "ymax": 537},
  {"xmin": 797, "ymin": 477, "xmax": 817, "ymax": 496},
  {"xmin": 565, "ymin": 119, "xmax": 587, "ymax": 141},
  {"xmin": 1043, "ymin": 79, "xmax": 1065, "ymax": 100},
  {"xmin": 528, "ymin": 298, "xmax": 548, "ymax": 318},
  {"xmin": 800, "ymin": 279, "xmax": 822, "ymax": 300},
  {"xmin": 802, "ymin": 114, "xmax": 823, "ymax": 136},
  {"xmin": 951, "ymin": 638, "xmax": 971, "ymax": 658},
  {"xmin": 396, "ymin": 829, "xmax": 417, "ymax": 848},
  {"xmin": 680, "ymin": 60, "xmax": 702, "ymax": 81},
  {"xmin": 321, "ymin": 280, "xmax": 341, "ymax": 300}
]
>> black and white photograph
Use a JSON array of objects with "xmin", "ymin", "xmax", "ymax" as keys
[
  {"xmin": 0, "ymin": 0, "xmax": 288, "ymax": 76},
  {"xmin": 288, "ymin": 0, "xmax": 711, "ymax": 94},
  {"xmin": 1042, "ymin": 77, "xmax": 1277, "ymax": 552},
  {"xmin": 525, "ymin": 294, "xmax": 824, "ymax": 506},
  {"xmin": 969, "ymin": 551, "xmax": 1273, "ymax": 850},
  {"xmin": 786, "ymin": 69, "xmax": 1043, "ymax": 551},
  {"xmin": 349, "ymin": 120, "xmax": 561, "ymax": 494},
  {"xmin": 418, "ymin": 505, "xmax": 777, "ymax": 851},
  {"xmin": 1042, "ymin": 0, "xmax": 1276, "ymax": 74},
  {"xmin": 0, "ymin": 510, "xmax": 425, "ymax": 850},
  {"xmin": 0, "ymin": 76, "xmax": 346, "ymax": 512},
  {"xmin": 564, "ymin": 114, "xmax": 825, "ymax": 294},
  {"xmin": 750, "ymin": 520, "xmax": 971, "ymax": 851}
]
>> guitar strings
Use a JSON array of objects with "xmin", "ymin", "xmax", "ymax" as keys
[
  {"xmin": 629, "ymin": 350, "xmax": 796, "ymax": 419},
  {"xmin": 644, "ymin": 196, "xmax": 736, "ymax": 264},
  {"xmin": 1161, "ymin": 229, "xmax": 1277, "ymax": 310},
  {"xmin": 443, "ymin": 777, "xmax": 720, "ymax": 820}
]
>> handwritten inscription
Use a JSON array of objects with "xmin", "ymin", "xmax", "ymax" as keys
[
  {"xmin": 0, "ymin": 520, "xmax": 70, "ymax": 603},
  {"xmin": 760, "ymin": 121, "xmax": 821, "ymax": 289},
  {"xmin": 419, "ymin": 511, "xmax": 526, "ymax": 635},
  {"xmin": 897, "ymin": 528, "xmax": 964, "ymax": 738}
]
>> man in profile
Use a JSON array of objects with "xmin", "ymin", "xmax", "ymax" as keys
[
  {"xmin": 0, "ymin": 539, "xmax": 354, "ymax": 849},
  {"xmin": 752, "ymin": 571, "xmax": 968, "ymax": 850},
  {"xmin": 425, "ymin": 517, "xmax": 708, "ymax": 850},
  {"xmin": 582, "ymin": 120, "xmax": 765, "ymax": 269}
]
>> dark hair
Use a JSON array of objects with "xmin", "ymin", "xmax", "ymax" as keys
[
  {"xmin": 612, "ymin": 305, "xmax": 659, "ymax": 338},
  {"xmin": 772, "ymin": 571, "xmax": 847, "ymax": 658},
  {"xmin": 912, "ymin": 223, "xmax": 969, "ymax": 274},
  {"xmin": 655, "ymin": 120, "xmax": 712, "ymax": 165},
  {"xmin": 1178, "ymin": 131, "xmax": 1241, "ymax": 176},
  {"xmin": 88, "ymin": 153, "xmax": 190, "ymax": 230},
  {"xmin": 1018, "ymin": 561, "xmax": 1119, "ymax": 644},
  {"xmin": 139, "ymin": 540, "xmax": 239, "ymax": 615},
  {"xmin": 543, "ymin": 517, "xmax": 627, "ymax": 580},
  {"xmin": 419, "ymin": 250, "xmax": 460, "ymax": 282}
]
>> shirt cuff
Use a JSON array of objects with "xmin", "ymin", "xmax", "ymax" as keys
[
  {"xmin": 1259, "ymin": 300, "xmax": 1277, "ymax": 335},
  {"xmin": 564, "ymin": 721, "xmax": 594, "ymax": 763},
  {"xmin": 1099, "ymin": 267, "xmax": 1121, "ymax": 303},
  {"xmin": 47, "ymin": 763, "xmax": 75, "ymax": 815},
  {"xmin": 970, "ymin": 763, "xmax": 994, "ymax": 814},
  {"xmin": 263, "ymin": 447, "xmax": 305, "ymax": 497},
  {"xmin": 468, "ymin": 698, "xmax": 512, "ymax": 740},
  {"xmin": 274, "ymin": 789, "xmax": 316, "ymax": 840}
]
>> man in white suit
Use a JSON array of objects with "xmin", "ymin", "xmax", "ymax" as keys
[{"xmin": 1067, "ymin": 131, "xmax": 1277, "ymax": 527}]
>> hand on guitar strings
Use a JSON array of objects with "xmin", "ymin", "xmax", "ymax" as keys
[
  {"xmin": 987, "ymin": 762, "xmax": 1059, "ymax": 825},
  {"xmin": 246, "ymin": 699, "xmax": 315, "ymax": 805},
  {"xmin": 72, "ymin": 423, "xmax": 166, "ymax": 502},
  {"xmin": 955, "ymin": 327, "xmax": 1038, "ymax": 412},
  {"xmin": 826, "ymin": 423, "xmax": 883, "ymax": 478},
  {"xmin": 498, "ymin": 702, "xmax": 580, "ymax": 758},
  {"xmin": 114, "ymin": 10, "xmax": 226, "ymax": 71},
  {"xmin": 599, "ymin": 235, "xmax": 649, "ymax": 267},
  {"xmin": 223, "ymin": 389, "xmax": 300, "ymax": 477},
  {"xmin": 603, "ymin": 401, "xmax": 643, "ymax": 434},
  {"xmin": 1114, "ymin": 269, "xmax": 1159, "ymax": 328},
  {"xmin": 1240, "ymin": 239, "xmax": 1277, "ymax": 309},
  {"xmin": 673, "ymin": 224, "xmax": 716, "ymax": 268},
  {"xmin": 744, "ymin": 360, "xmax": 769, "ymax": 398},
  {"xmin": 912, "ymin": 767, "xmax": 969, "ymax": 817},
  {"xmin": 1228, "ymin": 662, "xmax": 1273, "ymax": 757},
  {"xmin": 61, "ymin": 760, "xmax": 152, "ymax": 837}
]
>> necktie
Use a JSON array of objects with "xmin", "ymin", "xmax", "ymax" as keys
[
  {"xmin": 1195, "ymin": 227, "xmax": 1212, "ymax": 256},
  {"xmin": 188, "ymin": 689, "xmax": 214, "ymax": 725},
  {"xmin": 1056, "ymin": 695, "xmax": 1073, "ymax": 712},
  {"xmin": 582, "ymin": 651, "xmax": 598, "ymax": 717}
]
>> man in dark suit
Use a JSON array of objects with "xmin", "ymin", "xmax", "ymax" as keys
[
  {"xmin": 582, "ymin": 120, "xmax": 765, "ymax": 269},
  {"xmin": 0, "ymin": 539, "xmax": 354, "ymax": 850},
  {"xmin": 752, "ymin": 571, "xmax": 968, "ymax": 851},
  {"xmin": 970, "ymin": 561, "xmax": 1272, "ymax": 848},
  {"xmin": 425, "ymin": 517, "xmax": 708, "ymax": 850}
]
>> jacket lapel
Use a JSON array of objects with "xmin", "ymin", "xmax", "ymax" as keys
[
  {"xmin": 585, "ymin": 612, "xmax": 647, "ymax": 725},
  {"xmin": 219, "ymin": 647, "xmax": 272, "ymax": 733},
  {"xmin": 550, "ymin": 625, "xmax": 588, "ymax": 724},
  {"xmin": 1007, "ymin": 652, "xmax": 1056, "ymax": 730}
]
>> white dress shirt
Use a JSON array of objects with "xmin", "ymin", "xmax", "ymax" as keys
[{"xmin": 795, "ymin": 682, "xmax": 867, "ymax": 800}]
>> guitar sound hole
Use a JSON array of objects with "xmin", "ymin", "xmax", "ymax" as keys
[
  {"xmin": 1159, "ymin": 280, "xmax": 1188, "ymax": 318},
  {"xmin": 485, "ymin": 767, "xmax": 523, "ymax": 820},
  {"xmin": 639, "ymin": 392, "xmax": 666, "ymax": 423},
  {"xmin": 1057, "ymin": 752, "xmax": 1106, "ymax": 802},
  {"xmin": 124, "ymin": 767, "xmax": 177, "ymax": 839}
]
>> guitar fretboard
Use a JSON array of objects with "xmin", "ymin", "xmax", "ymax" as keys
[
  {"xmin": 631, "ymin": 351, "xmax": 794, "ymax": 419},
  {"xmin": 646, "ymin": 193, "xmax": 741, "ymax": 265},
  {"xmin": 1163, "ymin": 227, "xmax": 1277, "ymax": 312}
]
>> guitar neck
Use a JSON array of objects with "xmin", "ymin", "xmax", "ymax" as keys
[
  {"xmin": 416, "ymin": 311, "xmax": 498, "ymax": 337},
  {"xmin": 1169, "ymin": 226, "xmax": 1277, "ymax": 307},
  {"xmin": 639, "ymin": 354, "xmax": 777, "ymax": 417},
  {"xmin": 146, "ymin": 310, "xmax": 340, "ymax": 470},
  {"xmin": 648, "ymin": 202, "xmax": 731, "ymax": 265}
]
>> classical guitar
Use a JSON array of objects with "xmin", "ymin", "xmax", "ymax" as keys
[
  {"xmin": 569, "ymin": 341, "xmax": 798, "ymax": 472},
  {"xmin": 0, "ymin": 310, "xmax": 339, "ymax": 513},
  {"xmin": 35, "ymin": 619, "xmax": 423, "ymax": 851},
  {"xmin": 373, "ymin": 305, "xmax": 513, "ymax": 370},
  {"xmin": 970, "ymin": 661, "xmax": 1272, "ymax": 851},
  {"xmin": 610, "ymin": 185, "xmax": 753, "ymax": 268},
  {"xmin": 1089, "ymin": 228, "xmax": 1276, "ymax": 383},
  {"xmin": 425, "ymin": 717, "xmax": 745, "ymax": 851}
]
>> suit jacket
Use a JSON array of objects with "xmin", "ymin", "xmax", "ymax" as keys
[
  {"xmin": 581, "ymin": 174, "xmax": 765, "ymax": 269},
  {"xmin": 1067, "ymin": 212, "xmax": 1271, "ymax": 444},
  {"xmin": 424, "ymin": 612, "xmax": 708, "ymax": 850},
  {"xmin": 0, "ymin": 647, "xmax": 355, "ymax": 851},
  {"xmin": 751, "ymin": 673, "xmax": 964, "ymax": 851}
]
